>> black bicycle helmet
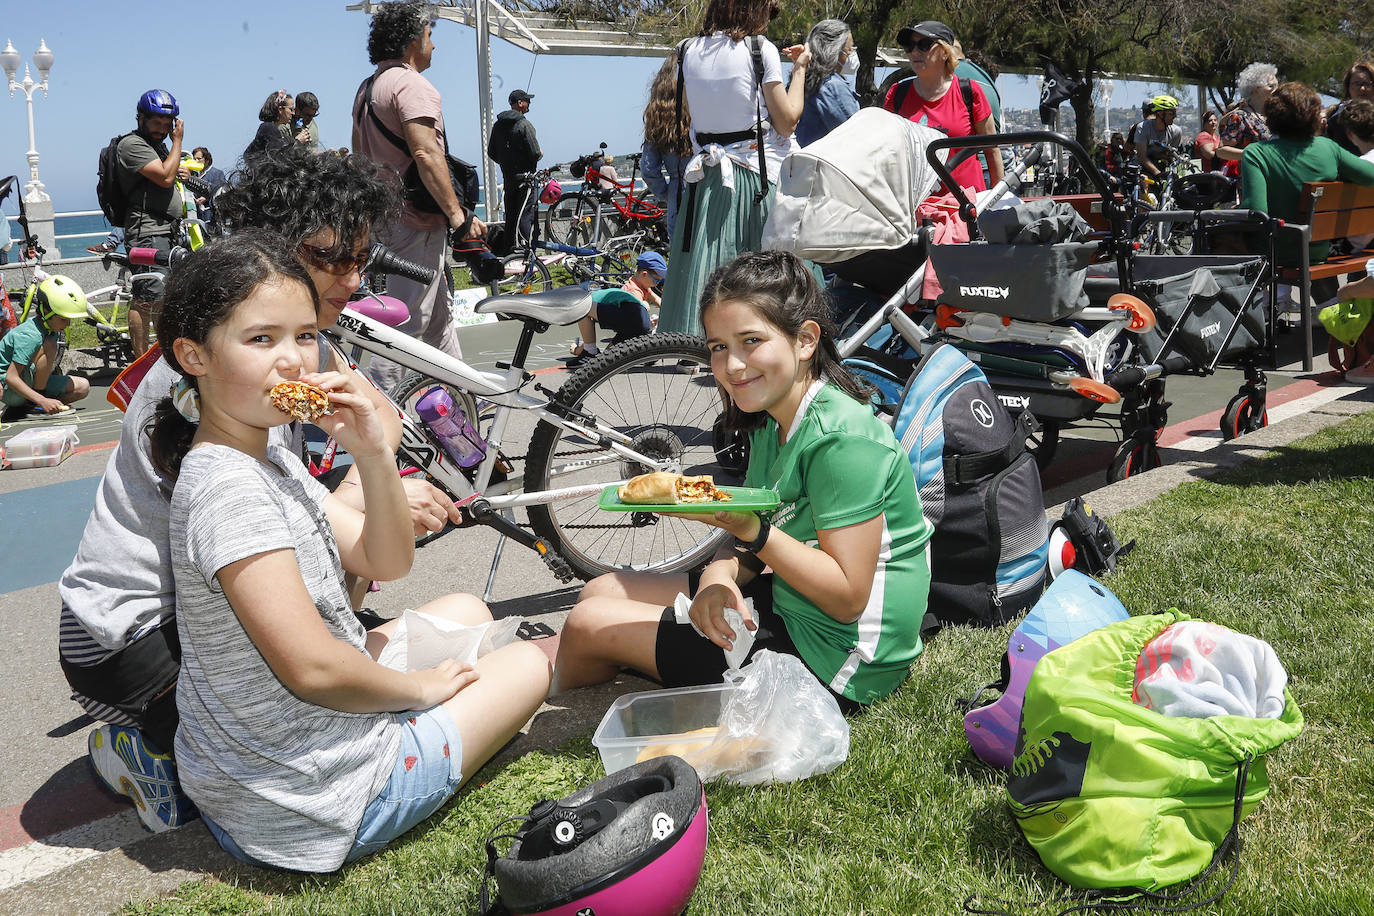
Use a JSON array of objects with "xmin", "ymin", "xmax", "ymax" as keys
[
  {"xmin": 137, "ymin": 89, "xmax": 179, "ymax": 118},
  {"xmin": 480, "ymin": 755, "xmax": 708, "ymax": 916},
  {"xmin": 1172, "ymin": 171, "xmax": 1236, "ymax": 210}
]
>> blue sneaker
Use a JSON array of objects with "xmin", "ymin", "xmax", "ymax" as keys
[{"xmin": 88, "ymin": 725, "xmax": 197, "ymax": 833}]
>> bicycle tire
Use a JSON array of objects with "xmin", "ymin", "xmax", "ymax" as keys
[
  {"xmin": 545, "ymin": 192, "xmax": 601, "ymax": 247},
  {"xmin": 488, "ymin": 251, "xmax": 553, "ymax": 297},
  {"xmin": 525, "ymin": 333, "xmax": 732, "ymax": 581}
]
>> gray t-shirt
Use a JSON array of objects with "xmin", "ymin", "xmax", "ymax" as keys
[
  {"xmin": 59, "ymin": 358, "xmax": 302, "ymax": 659},
  {"xmin": 1136, "ymin": 119, "xmax": 1184, "ymax": 162},
  {"xmin": 116, "ymin": 133, "xmax": 179, "ymax": 240},
  {"xmin": 170, "ymin": 443, "xmax": 399, "ymax": 871}
]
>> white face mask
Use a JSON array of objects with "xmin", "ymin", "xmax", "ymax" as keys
[{"xmin": 841, "ymin": 49, "xmax": 859, "ymax": 76}]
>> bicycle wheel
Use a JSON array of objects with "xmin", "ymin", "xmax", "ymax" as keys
[
  {"xmin": 525, "ymin": 333, "xmax": 732, "ymax": 581},
  {"xmin": 488, "ymin": 251, "xmax": 553, "ymax": 297},
  {"xmin": 545, "ymin": 192, "xmax": 604, "ymax": 247}
]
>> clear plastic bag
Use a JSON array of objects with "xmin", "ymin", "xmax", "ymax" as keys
[{"xmin": 693, "ymin": 650, "xmax": 850, "ymax": 786}]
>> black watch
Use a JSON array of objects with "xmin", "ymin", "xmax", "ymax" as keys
[{"xmin": 736, "ymin": 514, "xmax": 771, "ymax": 553}]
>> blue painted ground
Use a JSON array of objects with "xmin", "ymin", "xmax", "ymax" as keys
[{"xmin": 0, "ymin": 476, "xmax": 101, "ymax": 593}]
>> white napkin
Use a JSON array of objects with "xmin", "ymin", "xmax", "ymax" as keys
[
  {"xmin": 375, "ymin": 609, "xmax": 523, "ymax": 672},
  {"xmin": 673, "ymin": 592, "xmax": 756, "ymax": 671}
]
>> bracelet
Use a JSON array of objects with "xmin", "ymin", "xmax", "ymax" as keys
[{"xmin": 736, "ymin": 514, "xmax": 771, "ymax": 553}]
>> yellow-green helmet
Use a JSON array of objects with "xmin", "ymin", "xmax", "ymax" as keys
[
  {"xmin": 30, "ymin": 274, "xmax": 89, "ymax": 324},
  {"xmin": 1149, "ymin": 94, "xmax": 1180, "ymax": 113}
]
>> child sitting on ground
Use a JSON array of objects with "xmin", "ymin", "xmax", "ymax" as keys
[
  {"xmin": 0, "ymin": 275, "xmax": 91, "ymax": 421},
  {"xmin": 570, "ymin": 251, "xmax": 667, "ymax": 364},
  {"xmin": 554, "ymin": 250, "xmax": 932, "ymax": 711},
  {"xmin": 150, "ymin": 231, "xmax": 551, "ymax": 872},
  {"xmin": 1326, "ymin": 101, "xmax": 1374, "ymax": 380}
]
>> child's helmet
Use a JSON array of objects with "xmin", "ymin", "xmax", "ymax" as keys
[
  {"xmin": 137, "ymin": 89, "xmax": 180, "ymax": 118},
  {"xmin": 539, "ymin": 178, "xmax": 563, "ymax": 205},
  {"xmin": 961, "ymin": 570, "xmax": 1129, "ymax": 769},
  {"xmin": 480, "ymin": 755, "xmax": 708, "ymax": 916},
  {"xmin": 29, "ymin": 275, "xmax": 88, "ymax": 326}
]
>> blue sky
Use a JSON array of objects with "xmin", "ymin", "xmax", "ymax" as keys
[{"xmin": 0, "ymin": 1, "xmax": 1183, "ymax": 216}]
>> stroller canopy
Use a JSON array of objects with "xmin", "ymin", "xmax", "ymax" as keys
[{"xmin": 762, "ymin": 109, "xmax": 947, "ymax": 263}]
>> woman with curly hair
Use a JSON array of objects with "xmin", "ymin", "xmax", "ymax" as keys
[
  {"xmin": 1217, "ymin": 62, "xmax": 1277, "ymax": 174},
  {"xmin": 640, "ymin": 56, "xmax": 693, "ymax": 238},
  {"xmin": 655, "ymin": 0, "xmax": 811, "ymax": 336}
]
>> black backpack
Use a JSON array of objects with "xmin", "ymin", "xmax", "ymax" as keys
[
  {"xmin": 886, "ymin": 77, "xmax": 978, "ymax": 135},
  {"xmin": 96, "ymin": 133, "xmax": 134, "ymax": 227}
]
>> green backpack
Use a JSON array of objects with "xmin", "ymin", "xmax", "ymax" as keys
[{"xmin": 1008, "ymin": 611, "xmax": 1303, "ymax": 900}]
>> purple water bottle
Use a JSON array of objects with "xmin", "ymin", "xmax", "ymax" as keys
[{"xmin": 414, "ymin": 386, "xmax": 487, "ymax": 469}]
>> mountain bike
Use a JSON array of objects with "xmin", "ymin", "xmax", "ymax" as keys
[
  {"xmin": 545, "ymin": 144, "xmax": 667, "ymax": 249},
  {"xmin": 326, "ymin": 285, "xmax": 732, "ymax": 594}
]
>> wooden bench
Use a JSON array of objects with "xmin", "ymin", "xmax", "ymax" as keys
[{"xmin": 1281, "ymin": 181, "xmax": 1374, "ymax": 370}]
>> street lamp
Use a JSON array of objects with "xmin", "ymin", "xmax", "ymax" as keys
[{"xmin": 1, "ymin": 38, "xmax": 54, "ymax": 204}]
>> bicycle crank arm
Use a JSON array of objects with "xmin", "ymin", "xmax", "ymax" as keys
[{"xmin": 466, "ymin": 498, "xmax": 576, "ymax": 583}]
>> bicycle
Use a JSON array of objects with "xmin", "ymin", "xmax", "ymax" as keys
[
  {"xmin": 493, "ymin": 168, "xmax": 651, "ymax": 298},
  {"xmin": 545, "ymin": 144, "xmax": 667, "ymax": 249},
  {"xmin": 325, "ymin": 283, "xmax": 732, "ymax": 595},
  {"xmin": 76, "ymin": 251, "xmax": 140, "ymax": 368}
]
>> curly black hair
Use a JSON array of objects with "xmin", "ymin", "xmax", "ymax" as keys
[
  {"xmin": 215, "ymin": 144, "xmax": 401, "ymax": 265},
  {"xmin": 368, "ymin": 0, "xmax": 432, "ymax": 64}
]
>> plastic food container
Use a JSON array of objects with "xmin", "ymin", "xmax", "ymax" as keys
[
  {"xmin": 2, "ymin": 425, "xmax": 79, "ymax": 470},
  {"xmin": 593, "ymin": 682, "xmax": 739, "ymax": 775}
]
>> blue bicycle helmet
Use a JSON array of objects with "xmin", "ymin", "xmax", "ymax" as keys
[{"xmin": 137, "ymin": 89, "xmax": 179, "ymax": 118}]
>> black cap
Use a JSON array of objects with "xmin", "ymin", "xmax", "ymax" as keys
[
  {"xmin": 509, "ymin": 89, "xmax": 534, "ymax": 105},
  {"xmin": 897, "ymin": 21, "xmax": 955, "ymax": 49}
]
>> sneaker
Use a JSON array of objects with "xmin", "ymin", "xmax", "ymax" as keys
[
  {"xmin": 85, "ymin": 241, "xmax": 117, "ymax": 254},
  {"xmin": 88, "ymin": 725, "xmax": 197, "ymax": 833}
]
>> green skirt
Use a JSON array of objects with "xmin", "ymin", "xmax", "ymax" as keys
[{"xmin": 657, "ymin": 163, "xmax": 775, "ymax": 336}]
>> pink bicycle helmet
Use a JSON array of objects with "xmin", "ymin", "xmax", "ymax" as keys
[
  {"xmin": 962, "ymin": 570, "xmax": 1128, "ymax": 769},
  {"xmin": 480, "ymin": 755, "xmax": 708, "ymax": 916},
  {"xmin": 539, "ymin": 178, "xmax": 563, "ymax": 205}
]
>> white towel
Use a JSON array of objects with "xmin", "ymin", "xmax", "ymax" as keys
[
  {"xmin": 673, "ymin": 592, "xmax": 756, "ymax": 670},
  {"xmin": 1133, "ymin": 621, "xmax": 1288, "ymax": 719}
]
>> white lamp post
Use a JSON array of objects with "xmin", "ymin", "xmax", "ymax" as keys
[
  {"xmin": 1, "ymin": 38, "xmax": 54, "ymax": 204},
  {"xmin": 1100, "ymin": 77, "xmax": 1115, "ymax": 140}
]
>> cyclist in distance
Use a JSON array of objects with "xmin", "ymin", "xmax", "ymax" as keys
[
  {"xmin": 489, "ymin": 89, "xmax": 542, "ymax": 253},
  {"xmin": 115, "ymin": 89, "xmax": 184, "ymax": 355},
  {"xmin": 59, "ymin": 145, "xmax": 467, "ymax": 834},
  {"xmin": 1135, "ymin": 94, "xmax": 1184, "ymax": 178}
]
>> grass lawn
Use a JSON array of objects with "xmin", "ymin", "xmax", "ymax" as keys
[{"xmin": 126, "ymin": 412, "xmax": 1374, "ymax": 915}]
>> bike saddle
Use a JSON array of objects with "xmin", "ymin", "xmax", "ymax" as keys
[
  {"xmin": 1172, "ymin": 171, "xmax": 1235, "ymax": 210},
  {"xmin": 345, "ymin": 294, "xmax": 410, "ymax": 327},
  {"xmin": 476, "ymin": 285, "xmax": 592, "ymax": 326}
]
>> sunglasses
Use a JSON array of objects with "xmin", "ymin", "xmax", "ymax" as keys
[
  {"xmin": 902, "ymin": 36, "xmax": 939, "ymax": 53},
  {"xmin": 298, "ymin": 243, "xmax": 370, "ymax": 276}
]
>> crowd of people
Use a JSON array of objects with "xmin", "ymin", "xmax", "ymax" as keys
[{"xmin": 32, "ymin": 0, "xmax": 1374, "ymax": 879}]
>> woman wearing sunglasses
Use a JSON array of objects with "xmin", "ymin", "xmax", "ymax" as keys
[{"xmin": 882, "ymin": 21, "xmax": 1003, "ymax": 193}]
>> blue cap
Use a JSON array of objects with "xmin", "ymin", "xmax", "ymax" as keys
[{"xmin": 635, "ymin": 251, "xmax": 667, "ymax": 276}]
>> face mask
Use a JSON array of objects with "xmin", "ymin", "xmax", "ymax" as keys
[{"xmin": 841, "ymin": 50, "xmax": 859, "ymax": 76}]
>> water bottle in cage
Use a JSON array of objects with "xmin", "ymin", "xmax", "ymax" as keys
[{"xmin": 415, "ymin": 386, "xmax": 487, "ymax": 468}]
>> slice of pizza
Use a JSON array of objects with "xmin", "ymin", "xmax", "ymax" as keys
[{"xmin": 269, "ymin": 380, "xmax": 332, "ymax": 423}]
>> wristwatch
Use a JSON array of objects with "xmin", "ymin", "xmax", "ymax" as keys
[{"xmin": 737, "ymin": 514, "xmax": 771, "ymax": 553}]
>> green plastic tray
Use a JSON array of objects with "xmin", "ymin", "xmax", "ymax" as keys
[{"xmin": 598, "ymin": 483, "xmax": 780, "ymax": 513}]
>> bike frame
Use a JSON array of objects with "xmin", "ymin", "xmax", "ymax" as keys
[{"xmin": 326, "ymin": 303, "xmax": 691, "ymax": 512}]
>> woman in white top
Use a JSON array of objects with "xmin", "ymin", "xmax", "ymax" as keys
[{"xmin": 656, "ymin": 0, "xmax": 810, "ymax": 336}]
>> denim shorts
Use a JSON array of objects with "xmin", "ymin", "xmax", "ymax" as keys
[{"xmin": 204, "ymin": 707, "xmax": 464, "ymax": 869}]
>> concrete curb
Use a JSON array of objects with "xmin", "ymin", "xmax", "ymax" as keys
[{"xmin": 6, "ymin": 390, "xmax": 1373, "ymax": 915}]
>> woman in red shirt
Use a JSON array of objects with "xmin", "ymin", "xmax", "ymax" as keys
[
  {"xmin": 1195, "ymin": 110, "xmax": 1221, "ymax": 171},
  {"xmin": 882, "ymin": 20, "xmax": 1002, "ymax": 192}
]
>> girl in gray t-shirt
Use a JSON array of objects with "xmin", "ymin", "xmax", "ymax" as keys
[{"xmin": 150, "ymin": 231, "xmax": 551, "ymax": 872}]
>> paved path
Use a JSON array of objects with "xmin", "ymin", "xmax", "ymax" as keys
[{"xmin": 2, "ymin": 314, "xmax": 1371, "ymax": 913}]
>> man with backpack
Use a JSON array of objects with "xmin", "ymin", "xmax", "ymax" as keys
[
  {"xmin": 100, "ymin": 89, "xmax": 184, "ymax": 356},
  {"xmin": 488, "ymin": 89, "xmax": 542, "ymax": 253}
]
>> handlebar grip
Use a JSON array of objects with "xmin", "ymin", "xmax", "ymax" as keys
[
  {"xmin": 127, "ymin": 246, "xmax": 168, "ymax": 267},
  {"xmin": 368, "ymin": 243, "xmax": 438, "ymax": 285}
]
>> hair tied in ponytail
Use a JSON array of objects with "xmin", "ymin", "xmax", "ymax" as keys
[{"xmin": 171, "ymin": 378, "xmax": 202, "ymax": 424}]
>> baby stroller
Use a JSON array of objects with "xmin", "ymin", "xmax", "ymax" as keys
[{"xmin": 766, "ymin": 123, "xmax": 1278, "ymax": 482}]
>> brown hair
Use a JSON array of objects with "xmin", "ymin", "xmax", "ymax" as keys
[
  {"xmin": 1344, "ymin": 99, "xmax": 1374, "ymax": 144},
  {"xmin": 1343, "ymin": 60, "xmax": 1374, "ymax": 98},
  {"xmin": 643, "ymin": 57, "xmax": 693, "ymax": 158},
  {"xmin": 700, "ymin": 0, "xmax": 773, "ymax": 41},
  {"xmin": 1265, "ymin": 82, "xmax": 1323, "ymax": 140}
]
